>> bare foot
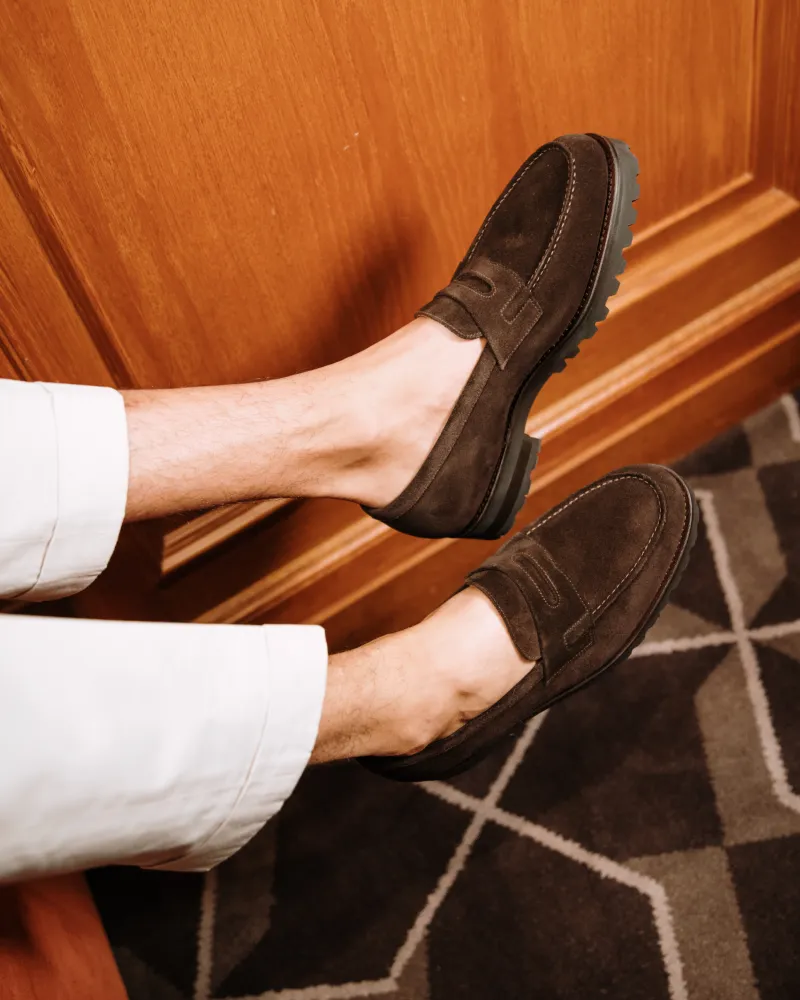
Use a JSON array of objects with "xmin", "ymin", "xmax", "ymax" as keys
[
  {"xmin": 312, "ymin": 587, "xmax": 531, "ymax": 763},
  {"xmin": 319, "ymin": 316, "xmax": 483, "ymax": 507},
  {"xmin": 122, "ymin": 316, "xmax": 480, "ymax": 518}
]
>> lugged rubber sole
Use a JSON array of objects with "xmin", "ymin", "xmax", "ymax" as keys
[{"xmin": 465, "ymin": 135, "xmax": 640, "ymax": 540}]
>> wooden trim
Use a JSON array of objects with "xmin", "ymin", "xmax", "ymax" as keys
[
  {"xmin": 531, "ymin": 256, "xmax": 800, "ymax": 442},
  {"xmin": 611, "ymin": 183, "xmax": 795, "ymax": 314},
  {"xmin": 161, "ymin": 498, "xmax": 293, "ymax": 576},
  {"xmin": 628, "ymin": 171, "xmax": 754, "ymax": 248},
  {"xmin": 196, "ymin": 516, "xmax": 389, "ymax": 624},
  {"xmin": 752, "ymin": 0, "xmax": 800, "ymax": 195}
]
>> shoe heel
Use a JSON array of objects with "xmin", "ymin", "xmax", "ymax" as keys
[{"xmin": 479, "ymin": 434, "xmax": 540, "ymax": 540}]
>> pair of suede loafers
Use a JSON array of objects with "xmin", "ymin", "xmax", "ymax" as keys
[{"xmin": 360, "ymin": 133, "xmax": 698, "ymax": 782}]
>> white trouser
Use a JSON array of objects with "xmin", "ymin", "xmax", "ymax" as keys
[{"xmin": 0, "ymin": 378, "xmax": 327, "ymax": 881}]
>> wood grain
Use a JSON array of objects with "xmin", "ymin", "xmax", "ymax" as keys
[
  {"xmin": 0, "ymin": 1, "xmax": 798, "ymax": 996},
  {"xmin": 0, "ymin": 875, "xmax": 127, "ymax": 1000},
  {"xmin": 321, "ymin": 302, "xmax": 800, "ymax": 652},
  {"xmin": 753, "ymin": 0, "xmax": 800, "ymax": 193},
  {"xmin": 161, "ymin": 498, "xmax": 292, "ymax": 576},
  {"xmin": 0, "ymin": 169, "xmax": 113, "ymax": 384},
  {"xmin": 0, "ymin": 0, "xmax": 756, "ymax": 389}
]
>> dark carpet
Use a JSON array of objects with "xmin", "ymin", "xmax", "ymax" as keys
[{"xmin": 89, "ymin": 390, "xmax": 800, "ymax": 1000}]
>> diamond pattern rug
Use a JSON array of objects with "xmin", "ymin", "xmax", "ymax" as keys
[{"xmin": 89, "ymin": 390, "xmax": 800, "ymax": 1000}]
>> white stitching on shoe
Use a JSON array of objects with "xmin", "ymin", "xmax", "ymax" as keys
[
  {"xmin": 528, "ymin": 473, "xmax": 666, "ymax": 615},
  {"xmin": 447, "ymin": 258, "xmax": 543, "ymax": 367},
  {"xmin": 465, "ymin": 147, "xmax": 553, "ymax": 256},
  {"xmin": 529, "ymin": 145, "xmax": 577, "ymax": 292},
  {"xmin": 528, "ymin": 477, "xmax": 614, "ymax": 532}
]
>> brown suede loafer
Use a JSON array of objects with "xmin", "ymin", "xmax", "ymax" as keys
[
  {"xmin": 361, "ymin": 465, "xmax": 697, "ymax": 782},
  {"xmin": 364, "ymin": 133, "xmax": 638, "ymax": 540}
]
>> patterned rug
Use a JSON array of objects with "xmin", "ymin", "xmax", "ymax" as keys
[{"xmin": 89, "ymin": 391, "xmax": 800, "ymax": 1000}]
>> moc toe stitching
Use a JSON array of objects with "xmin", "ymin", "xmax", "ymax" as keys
[
  {"xmin": 529, "ymin": 471, "xmax": 670, "ymax": 615},
  {"xmin": 462, "ymin": 145, "xmax": 556, "ymax": 261},
  {"xmin": 528, "ymin": 145, "xmax": 575, "ymax": 292},
  {"xmin": 591, "ymin": 477, "xmax": 665, "ymax": 615}
]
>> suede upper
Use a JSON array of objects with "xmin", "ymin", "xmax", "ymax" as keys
[
  {"xmin": 361, "ymin": 465, "xmax": 697, "ymax": 782},
  {"xmin": 365, "ymin": 134, "xmax": 615, "ymax": 538}
]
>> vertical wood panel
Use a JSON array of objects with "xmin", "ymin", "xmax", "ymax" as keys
[
  {"xmin": 0, "ymin": 0, "xmax": 756, "ymax": 389},
  {"xmin": 0, "ymin": 169, "xmax": 113, "ymax": 384},
  {"xmin": 753, "ymin": 0, "xmax": 800, "ymax": 194}
]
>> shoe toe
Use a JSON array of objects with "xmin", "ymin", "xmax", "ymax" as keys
[
  {"xmin": 472, "ymin": 145, "xmax": 570, "ymax": 281},
  {"xmin": 530, "ymin": 464, "xmax": 692, "ymax": 614}
]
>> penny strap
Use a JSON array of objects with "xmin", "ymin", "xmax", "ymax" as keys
[
  {"xmin": 467, "ymin": 536, "xmax": 595, "ymax": 681},
  {"xmin": 418, "ymin": 256, "xmax": 543, "ymax": 369}
]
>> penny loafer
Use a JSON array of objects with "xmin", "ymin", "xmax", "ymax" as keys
[
  {"xmin": 360, "ymin": 465, "xmax": 697, "ymax": 782},
  {"xmin": 364, "ymin": 133, "xmax": 639, "ymax": 540}
]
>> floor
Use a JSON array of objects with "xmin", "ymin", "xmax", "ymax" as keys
[{"xmin": 89, "ymin": 390, "xmax": 800, "ymax": 1000}]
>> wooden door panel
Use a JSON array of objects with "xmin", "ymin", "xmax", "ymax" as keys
[
  {"xmin": 0, "ymin": 171, "xmax": 113, "ymax": 384},
  {"xmin": 0, "ymin": 0, "xmax": 756, "ymax": 388},
  {"xmin": 1, "ymin": 0, "xmax": 791, "ymax": 636},
  {"xmin": 754, "ymin": 0, "xmax": 800, "ymax": 192},
  {"xmin": 1, "ymin": 3, "xmax": 799, "ymax": 997}
]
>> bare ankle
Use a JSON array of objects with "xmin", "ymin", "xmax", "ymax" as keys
[
  {"xmin": 311, "ymin": 589, "xmax": 529, "ymax": 766},
  {"xmin": 311, "ymin": 631, "xmax": 455, "ymax": 764},
  {"xmin": 324, "ymin": 318, "xmax": 483, "ymax": 508}
]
